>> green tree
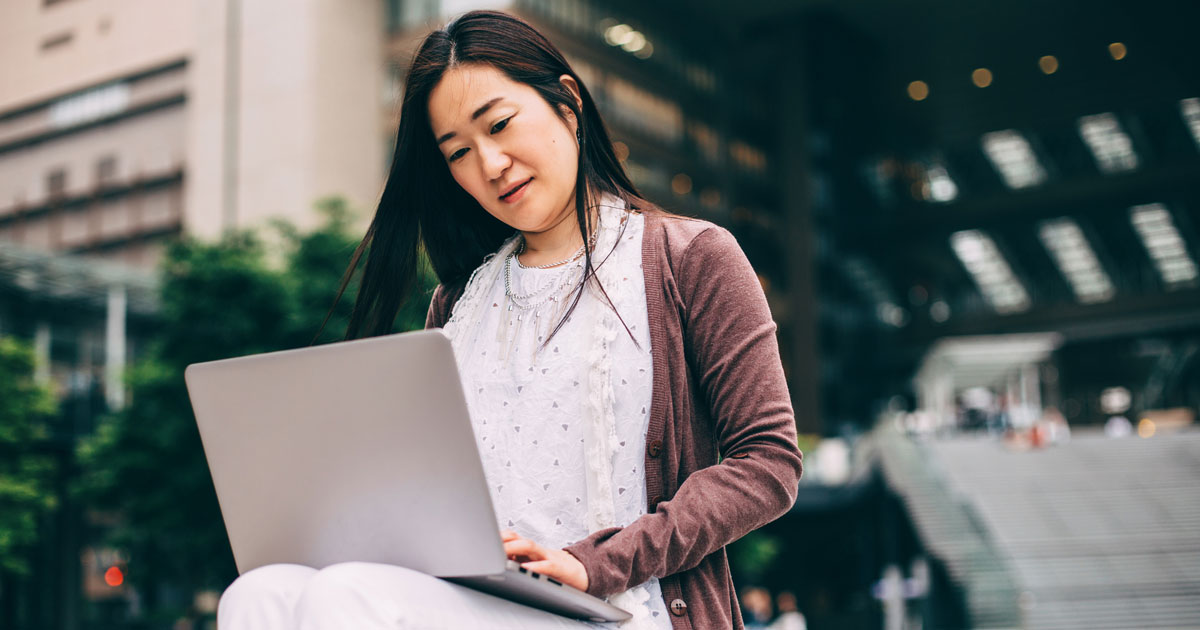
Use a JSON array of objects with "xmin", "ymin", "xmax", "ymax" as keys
[
  {"xmin": 0, "ymin": 336, "xmax": 58, "ymax": 576},
  {"xmin": 76, "ymin": 197, "xmax": 438, "ymax": 618}
]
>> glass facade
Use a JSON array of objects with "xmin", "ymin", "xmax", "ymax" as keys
[{"xmin": 386, "ymin": 0, "xmax": 440, "ymax": 31}]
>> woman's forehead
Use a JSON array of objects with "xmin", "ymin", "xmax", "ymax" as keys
[{"xmin": 429, "ymin": 65, "xmax": 527, "ymax": 129}]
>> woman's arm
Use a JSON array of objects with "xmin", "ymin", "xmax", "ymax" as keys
[
  {"xmin": 564, "ymin": 225, "xmax": 804, "ymax": 597},
  {"xmin": 424, "ymin": 281, "xmax": 467, "ymax": 330},
  {"xmin": 424, "ymin": 284, "xmax": 448, "ymax": 329}
]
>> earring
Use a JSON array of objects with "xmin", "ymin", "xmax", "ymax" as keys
[{"xmin": 576, "ymin": 127, "xmax": 582, "ymax": 144}]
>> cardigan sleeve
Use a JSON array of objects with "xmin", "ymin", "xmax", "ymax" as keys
[
  {"xmin": 424, "ymin": 280, "xmax": 468, "ymax": 330},
  {"xmin": 424, "ymin": 284, "xmax": 449, "ymax": 329},
  {"xmin": 564, "ymin": 225, "xmax": 804, "ymax": 597}
]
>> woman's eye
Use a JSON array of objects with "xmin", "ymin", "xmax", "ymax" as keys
[{"xmin": 447, "ymin": 117, "xmax": 511, "ymax": 163}]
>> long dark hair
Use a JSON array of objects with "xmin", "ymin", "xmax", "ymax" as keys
[{"xmin": 317, "ymin": 9, "xmax": 662, "ymax": 344}]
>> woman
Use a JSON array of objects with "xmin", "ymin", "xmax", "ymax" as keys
[{"xmin": 218, "ymin": 9, "xmax": 802, "ymax": 630}]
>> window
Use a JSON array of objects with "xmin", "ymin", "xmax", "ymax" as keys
[
  {"xmin": 981, "ymin": 130, "xmax": 1047, "ymax": 189},
  {"xmin": 1130, "ymin": 203, "xmax": 1199, "ymax": 287},
  {"xmin": 96, "ymin": 156, "xmax": 118, "ymax": 187},
  {"xmin": 730, "ymin": 140, "xmax": 768, "ymax": 175},
  {"xmin": 687, "ymin": 121, "xmax": 720, "ymax": 164},
  {"xmin": 50, "ymin": 83, "xmax": 130, "ymax": 129},
  {"xmin": 950, "ymin": 230, "xmax": 1031, "ymax": 313},
  {"xmin": 1037, "ymin": 218, "xmax": 1115, "ymax": 303},
  {"xmin": 387, "ymin": 0, "xmax": 439, "ymax": 31},
  {"xmin": 1077, "ymin": 113, "xmax": 1138, "ymax": 174},
  {"xmin": 605, "ymin": 76, "xmax": 682, "ymax": 144},
  {"xmin": 40, "ymin": 31, "xmax": 74, "ymax": 52},
  {"xmin": 1180, "ymin": 98, "xmax": 1200, "ymax": 151},
  {"xmin": 47, "ymin": 168, "xmax": 68, "ymax": 199}
]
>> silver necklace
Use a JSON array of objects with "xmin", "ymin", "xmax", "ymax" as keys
[
  {"xmin": 496, "ymin": 255, "xmax": 581, "ymax": 361},
  {"xmin": 496, "ymin": 225, "xmax": 598, "ymax": 361},
  {"xmin": 503, "ymin": 223, "xmax": 599, "ymax": 306},
  {"xmin": 503, "ymin": 254, "xmax": 582, "ymax": 309}
]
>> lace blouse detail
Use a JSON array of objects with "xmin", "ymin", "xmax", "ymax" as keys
[{"xmin": 443, "ymin": 199, "xmax": 670, "ymax": 628}]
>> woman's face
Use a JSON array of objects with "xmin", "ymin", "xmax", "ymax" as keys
[{"xmin": 428, "ymin": 63, "xmax": 582, "ymax": 233}]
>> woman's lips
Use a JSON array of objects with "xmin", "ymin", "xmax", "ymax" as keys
[{"xmin": 500, "ymin": 178, "xmax": 532, "ymax": 203}]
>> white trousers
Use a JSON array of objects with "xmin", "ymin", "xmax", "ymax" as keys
[{"xmin": 217, "ymin": 562, "xmax": 619, "ymax": 630}]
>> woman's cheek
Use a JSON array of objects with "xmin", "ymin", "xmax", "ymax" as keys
[{"xmin": 450, "ymin": 170, "xmax": 474, "ymax": 196}]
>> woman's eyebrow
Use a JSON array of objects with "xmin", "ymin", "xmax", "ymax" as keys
[{"xmin": 436, "ymin": 97, "xmax": 505, "ymax": 145}]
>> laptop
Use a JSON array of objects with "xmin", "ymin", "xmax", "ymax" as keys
[{"xmin": 183, "ymin": 328, "xmax": 631, "ymax": 623}]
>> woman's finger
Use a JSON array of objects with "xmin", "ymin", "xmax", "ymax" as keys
[
  {"xmin": 520, "ymin": 560, "xmax": 558, "ymax": 575},
  {"xmin": 503, "ymin": 538, "xmax": 544, "ymax": 559},
  {"xmin": 499, "ymin": 529, "xmax": 519, "ymax": 542},
  {"xmin": 521, "ymin": 555, "xmax": 588, "ymax": 591}
]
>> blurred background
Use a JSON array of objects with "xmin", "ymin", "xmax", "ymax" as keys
[{"xmin": 1, "ymin": 0, "xmax": 1198, "ymax": 628}]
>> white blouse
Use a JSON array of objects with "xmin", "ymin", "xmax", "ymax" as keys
[{"xmin": 451, "ymin": 202, "xmax": 672, "ymax": 627}]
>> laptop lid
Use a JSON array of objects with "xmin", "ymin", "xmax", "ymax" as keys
[{"xmin": 184, "ymin": 329, "xmax": 508, "ymax": 578}]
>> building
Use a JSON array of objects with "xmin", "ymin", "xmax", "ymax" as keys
[
  {"xmin": 0, "ymin": 2, "xmax": 384, "ymax": 627},
  {"xmin": 0, "ymin": 0, "xmax": 386, "ymax": 268}
]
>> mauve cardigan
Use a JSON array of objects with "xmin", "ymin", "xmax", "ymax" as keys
[{"xmin": 425, "ymin": 209, "xmax": 804, "ymax": 630}]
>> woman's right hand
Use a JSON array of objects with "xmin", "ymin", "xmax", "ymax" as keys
[{"xmin": 500, "ymin": 529, "xmax": 590, "ymax": 592}]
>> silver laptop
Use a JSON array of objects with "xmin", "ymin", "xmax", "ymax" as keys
[{"xmin": 184, "ymin": 328, "xmax": 630, "ymax": 623}]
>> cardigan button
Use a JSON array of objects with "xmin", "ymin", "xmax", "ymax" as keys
[
  {"xmin": 670, "ymin": 598, "xmax": 687, "ymax": 616},
  {"xmin": 648, "ymin": 440, "xmax": 663, "ymax": 457}
]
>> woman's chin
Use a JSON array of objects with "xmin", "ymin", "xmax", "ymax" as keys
[
  {"xmin": 483, "ymin": 191, "xmax": 576, "ymax": 234},
  {"xmin": 493, "ymin": 206, "xmax": 557, "ymax": 233}
]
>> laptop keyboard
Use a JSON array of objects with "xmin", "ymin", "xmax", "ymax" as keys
[{"xmin": 508, "ymin": 559, "xmax": 564, "ymax": 587}]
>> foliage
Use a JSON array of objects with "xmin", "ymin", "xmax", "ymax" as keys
[
  {"xmin": 75, "ymin": 197, "xmax": 438, "ymax": 609},
  {"xmin": 729, "ymin": 530, "xmax": 783, "ymax": 586},
  {"xmin": 0, "ymin": 336, "xmax": 58, "ymax": 575},
  {"xmin": 796, "ymin": 433, "xmax": 821, "ymax": 461}
]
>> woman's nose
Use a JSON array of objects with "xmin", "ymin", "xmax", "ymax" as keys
[{"xmin": 478, "ymin": 141, "xmax": 512, "ymax": 181}]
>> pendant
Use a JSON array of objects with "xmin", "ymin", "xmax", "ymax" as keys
[
  {"xmin": 496, "ymin": 298, "xmax": 510, "ymax": 345},
  {"xmin": 508, "ymin": 310, "xmax": 525, "ymax": 360},
  {"xmin": 531, "ymin": 309, "xmax": 541, "ymax": 363}
]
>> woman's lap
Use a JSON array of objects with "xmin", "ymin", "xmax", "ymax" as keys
[{"xmin": 219, "ymin": 561, "xmax": 617, "ymax": 630}]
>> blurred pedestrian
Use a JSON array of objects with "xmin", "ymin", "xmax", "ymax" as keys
[
  {"xmin": 1105, "ymin": 415, "xmax": 1133, "ymax": 437},
  {"xmin": 1042, "ymin": 407, "xmax": 1071, "ymax": 444},
  {"xmin": 767, "ymin": 591, "xmax": 807, "ymax": 630},
  {"xmin": 740, "ymin": 586, "xmax": 773, "ymax": 628}
]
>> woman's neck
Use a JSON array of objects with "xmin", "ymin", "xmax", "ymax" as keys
[{"xmin": 517, "ymin": 192, "xmax": 601, "ymax": 268}]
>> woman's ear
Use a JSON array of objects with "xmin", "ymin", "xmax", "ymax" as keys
[
  {"xmin": 559, "ymin": 74, "xmax": 583, "ymax": 112},
  {"xmin": 558, "ymin": 103, "xmax": 577, "ymax": 123}
]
